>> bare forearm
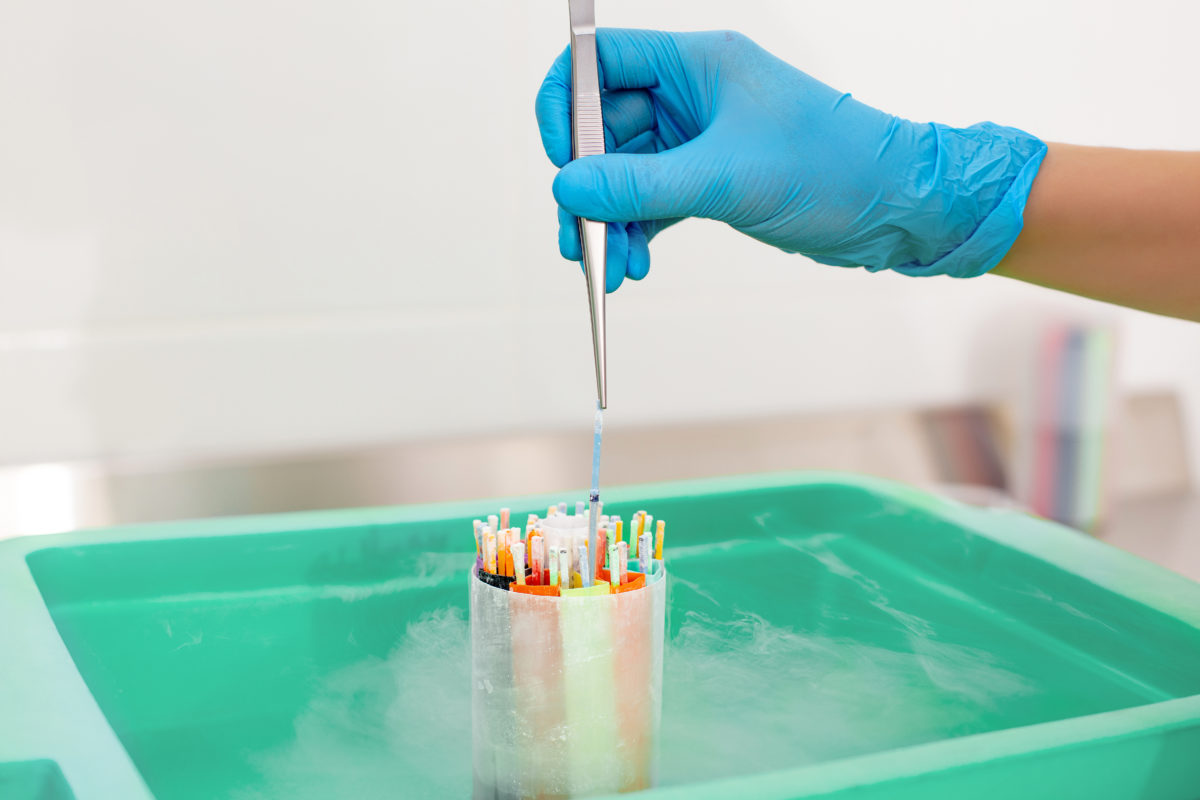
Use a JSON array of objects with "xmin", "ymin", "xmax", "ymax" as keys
[{"xmin": 994, "ymin": 144, "xmax": 1200, "ymax": 321}]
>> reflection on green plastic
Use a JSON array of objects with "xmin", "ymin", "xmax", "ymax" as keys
[{"xmin": 2, "ymin": 472, "xmax": 1200, "ymax": 800}]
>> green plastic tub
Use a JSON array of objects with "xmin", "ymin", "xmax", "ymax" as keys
[{"xmin": 2, "ymin": 472, "xmax": 1199, "ymax": 799}]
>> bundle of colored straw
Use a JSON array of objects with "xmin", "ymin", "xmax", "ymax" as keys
[
  {"xmin": 470, "ymin": 502, "xmax": 668, "ymax": 799},
  {"xmin": 472, "ymin": 504, "xmax": 665, "ymax": 595}
]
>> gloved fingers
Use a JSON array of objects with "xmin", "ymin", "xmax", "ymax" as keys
[
  {"xmin": 605, "ymin": 222, "xmax": 629, "ymax": 293},
  {"xmin": 552, "ymin": 137, "xmax": 714, "ymax": 223},
  {"xmin": 558, "ymin": 205, "xmax": 582, "ymax": 261},
  {"xmin": 535, "ymin": 46, "xmax": 574, "ymax": 168},
  {"xmin": 601, "ymin": 90, "xmax": 656, "ymax": 152},
  {"xmin": 559, "ymin": 210, "xmax": 637, "ymax": 290},
  {"xmin": 596, "ymin": 29, "xmax": 681, "ymax": 91},
  {"xmin": 615, "ymin": 128, "xmax": 661, "ymax": 156},
  {"xmin": 537, "ymin": 27, "xmax": 692, "ymax": 168},
  {"xmin": 626, "ymin": 222, "xmax": 651, "ymax": 281},
  {"xmin": 538, "ymin": 56, "xmax": 660, "ymax": 167},
  {"xmin": 562, "ymin": 220, "xmax": 630, "ymax": 293},
  {"xmin": 556, "ymin": 109, "xmax": 661, "ymax": 266}
]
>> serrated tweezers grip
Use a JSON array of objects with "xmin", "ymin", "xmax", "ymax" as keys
[{"xmin": 570, "ymin": 38, "xmax": 605, "ymax": 158}]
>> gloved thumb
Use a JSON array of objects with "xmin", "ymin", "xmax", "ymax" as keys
[{"xmin": 552, "ymin": 146, "xmax": 710, "ymax": 224}]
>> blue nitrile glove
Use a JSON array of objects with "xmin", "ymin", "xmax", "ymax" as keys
[{"xmin": 535, "ymin": 29, "xmax": 1046, "ymax": 292}]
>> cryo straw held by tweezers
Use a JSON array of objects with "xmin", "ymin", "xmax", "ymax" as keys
[{"xmin": 568, "ymin": 0, "xmax": 607, "ymax": 410}]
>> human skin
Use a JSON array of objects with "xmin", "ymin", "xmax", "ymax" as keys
[{"xmin": 994, "ymin": 144, "xmax": 1200, "ymax": 322}]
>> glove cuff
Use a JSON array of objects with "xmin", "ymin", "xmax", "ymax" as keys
[{"xmin": 890, "ymin": 123, "xmax": 1047, "ymax": 279}]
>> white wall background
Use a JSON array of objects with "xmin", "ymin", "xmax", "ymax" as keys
[{"xmin": 1, "ymin": 0, "xmax": 1199, "ymax": 475}]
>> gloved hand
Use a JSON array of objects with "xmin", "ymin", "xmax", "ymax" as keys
[{"xmin": 535, "ymin": 29, "xmax": 1046, "ymax": 292}]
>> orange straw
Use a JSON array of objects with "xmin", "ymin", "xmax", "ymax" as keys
[{"xmin": 511, "ymin": 583, "xmax": 560, "ymax": 597}]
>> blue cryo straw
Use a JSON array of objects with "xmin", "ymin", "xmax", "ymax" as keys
[{"xmin": 587, "ymin": 400, "xmax": 603, "ymax": 586}]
